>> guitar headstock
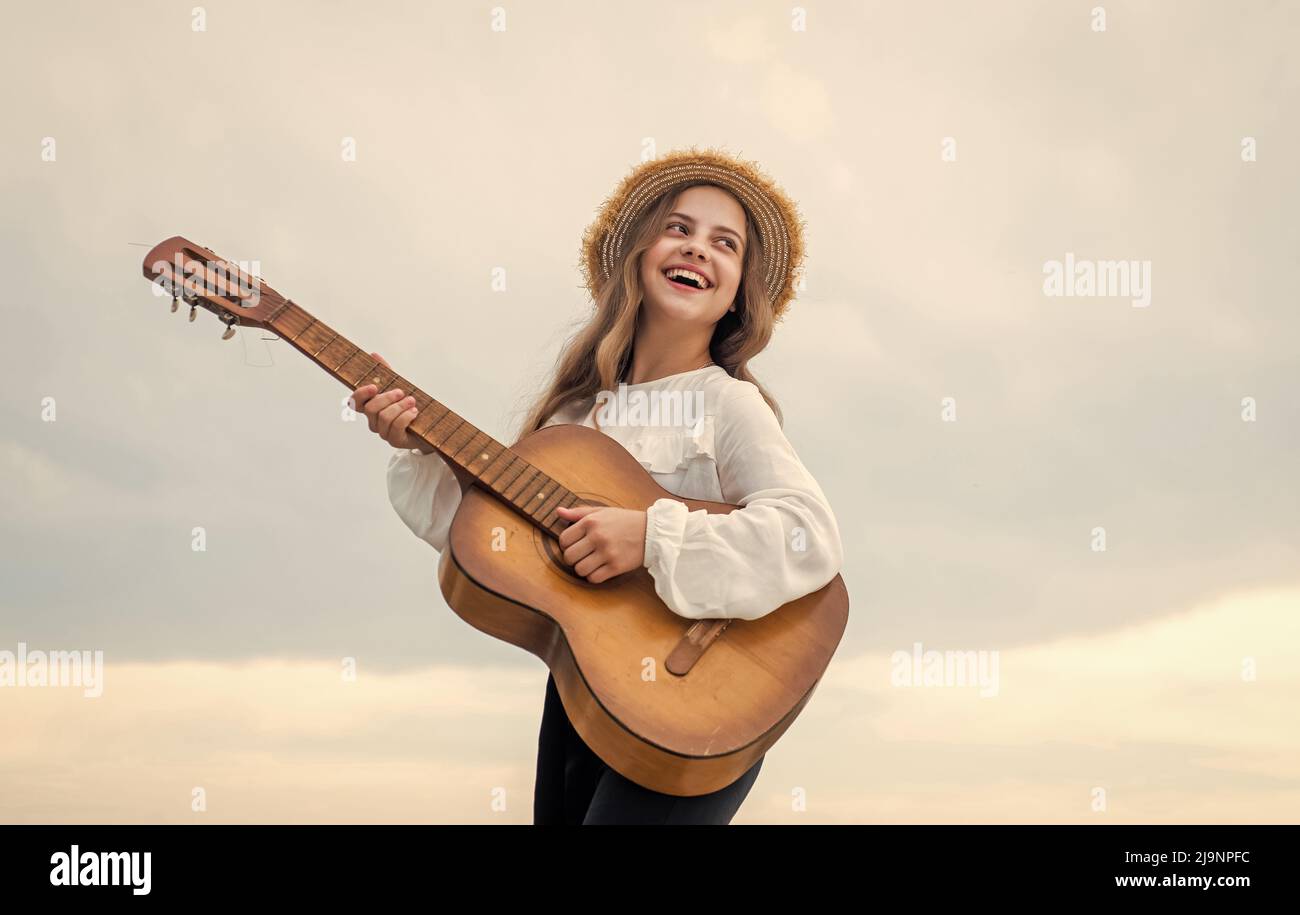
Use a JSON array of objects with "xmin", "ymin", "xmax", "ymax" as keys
[{"xmin": 141, "ymin": 236, "xmax": 288, "ymax": 338}]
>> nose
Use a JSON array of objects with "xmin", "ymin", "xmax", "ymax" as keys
[{"xmin": 679, "ymin": 238, "xmax": 708, "ymax": 263}]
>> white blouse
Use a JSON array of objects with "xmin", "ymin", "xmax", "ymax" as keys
[{"xmin": 385, "ymin": 365, "xmax": 844, "ymax": 621}]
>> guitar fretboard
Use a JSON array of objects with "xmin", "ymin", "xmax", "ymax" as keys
[{"xmin": 267, "ymin": 300, "xmax": 581, "ymax": 537}]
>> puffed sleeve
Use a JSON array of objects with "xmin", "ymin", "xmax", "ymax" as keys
[
  {"xmin": 386, "ymin": 449, "xmax": 464, "ymax": 553},
  {"xmin": 641, "ymin": 381, "xmax": 844, "ymax": 621}
]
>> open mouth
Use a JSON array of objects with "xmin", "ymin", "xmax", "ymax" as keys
[{"xmin": 662, "ymin": 268, "xmax": 711, "ymax": 292}]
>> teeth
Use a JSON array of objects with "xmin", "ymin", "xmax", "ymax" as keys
[{"xmin": 665, "ymin": 267, "xmax": 710, "ymax": 289}]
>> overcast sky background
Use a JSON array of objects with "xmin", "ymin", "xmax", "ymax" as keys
[{"xmin": 1, "ymin": 0, "xmax": 1296, "ymax": 823}]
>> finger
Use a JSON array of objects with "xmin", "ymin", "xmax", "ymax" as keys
[
  {"xmin": 371, "ymin": 352, "xmax": 391, "ymax": 369},
  {"xmin": 562, "ymin": 536, "xmax": 597, "ymax": 567},
  {"xmin": 349, "ymin": 383, "xmax": 378, "ymax": 411},
  {"xmin": 390, "ymin": 398, "xmax": 421, "ymax": 443},
  {"xmin": 364, "ymin": 388, "xmax": 405, "ymax": 430},
  {"xmin": 363, "ymin": 388, "xmax": 404, "ymax": 418},
  {"xmin": 586, "ymin": 563, "xmax": 614, "ymax": 584},
  {"xmin": 378, "ymin": 395, "xmax": 416, "ymax": 440},
  {"xmin": 573, "ymin": 551, "xmax": 605, "ymax": 578},
  {"xmin": 558, "ymin": 517, "xmax": 589, "ymax": 549},
  {"xmin": 556, "ymin": 507, "xmax": 600, "ymax": 540}
]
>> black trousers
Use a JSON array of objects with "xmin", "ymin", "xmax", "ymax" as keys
[{"xmin": 533, "ymin": 671, "xmax": 763, "ymax": 824}]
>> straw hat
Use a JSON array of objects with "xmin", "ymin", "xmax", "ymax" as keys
[{"xmin": 580, "ymin": 145, "xmax": 807, "ymax": 321}]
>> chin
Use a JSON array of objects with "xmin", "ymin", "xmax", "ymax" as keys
[{"xmin": 643, "ymin": 294, "xmax": 715, "ymax": 323}]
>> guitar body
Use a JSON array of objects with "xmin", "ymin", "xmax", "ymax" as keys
[{"xmin": 437, "ymin": 421, "xmax": 850, "ymax": 796}]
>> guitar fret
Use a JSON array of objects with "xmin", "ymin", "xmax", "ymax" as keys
[
  {"xmin": 290, "ymin": 316, "xmax": 317, "ymax": 343},
  {"xmin": 488, "ymin": 455, "xmax": 528, "ymax": 491},
  {"xmin": 320, "ymin": 339, "xmax": 356, "ymax": 372},
  {"xmin": 445, "ymin": 423, "xmax": 480, "ymax": 458},
  {"xmin": 539, "ymin": 493, "xmax": 579, "ymax": 532},
  {"xmin": 273, "ymin": 303, "xmax": 312, "ymax": 340},
  {"xmin": 451, "ymin": 429, "xmax": 492, "ymax": 466},
  {"xmin": 337, "ymin": 351, "xmax": 373, "ymax": 387},
  {"xmin": 532, "ymin": 486, "xmax": 566, "ymax": 522},
  {"xmin": 311, "ymin": 331, "xmax": 339, "ymax": 358},
  {"xmin": 546, "ymin": 492, "xmax": 575, "ymax": 521},
  {"xmin": 505, "ymin": 466, "xmax": 540, "ymax": 502},
  {"xmin": 500, "ymin": 463, "xmax": 534, "ymax": 499},
  {"xmin": 410, "ymin": 402, "xmax": 450, "ymax": 438},
  {"xmin": 422, "ymin": 411, "xmax": 461, "ymax": 446},
  {"xmin": 332, "ymin": 346, "xmax": 359, "ymax": 377},
  {"xmin": 358, "ymin": 361, "xmax": 384, "ymax": 385},
  {"xmin": 300, "ymin": 322, "xmax": 337, "ymax": 359},
  {"xmin": 432, "ymin": 416, "xmax": 467, "ymax": 451},
  {"xmin": 267, "ymin": 300, "xmax": 292, "ymax": 324},
  {"xmin": 467, "ymin": 446, "xmax": 501, "ymax": 478},
  {"xmin": 408, "ymin": 399, "xmax": 443, "ymax": 436},
  {"xmin": 519, "ymin": 472, "xmax": 552, "ymax": 507},
  {"xmin": 477, "ymin": 449, "xmax": 515, "ymax": 487}
]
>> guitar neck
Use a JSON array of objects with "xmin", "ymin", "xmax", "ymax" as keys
[{"xmin": 267, "ymin": 300, "xmax": 579, "ymax": 538}]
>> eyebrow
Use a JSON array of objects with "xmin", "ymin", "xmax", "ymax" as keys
[{"xmin": 667, "ymin": 212, "xmax": 746, "ymax": 249}]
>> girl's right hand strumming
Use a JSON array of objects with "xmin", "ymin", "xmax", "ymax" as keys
[{"xmin": 351, "ymin": 352, "xmax": 435, "ymax": 454}]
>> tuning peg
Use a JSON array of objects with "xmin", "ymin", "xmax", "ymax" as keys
[
  {"xmin": 170, "ymin": 293, "xmax": 179, "ymax": 313},
  {"xmin": 220, "ymin": 312, "xmax": 237, "ymax": 341},
  {"xmin": 188, "ymin": 304, "xmax": 197, "ymax": 322}
]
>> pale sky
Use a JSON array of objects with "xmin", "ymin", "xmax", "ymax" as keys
[{"xmin": 1, "ymin": 0, "xmax": 1296, "ymax": 823}]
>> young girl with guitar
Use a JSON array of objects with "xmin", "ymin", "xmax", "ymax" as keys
[{"xmin": 350, "ymin": 147, "xmax": 844, "ymax": 824}]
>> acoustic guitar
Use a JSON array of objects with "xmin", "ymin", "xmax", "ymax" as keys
[{"xmin": 141, "ymin": 236, "xmax": 850, "ymax": 797}]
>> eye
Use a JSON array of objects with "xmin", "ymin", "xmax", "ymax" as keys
[{"xmin": 668, "ymin": 222, "xmax": 739, "ymax": 252}]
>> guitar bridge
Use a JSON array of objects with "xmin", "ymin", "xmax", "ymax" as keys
[{"xmin": 665, "ymin": 619, "xmax": 731, "ymax": 675}]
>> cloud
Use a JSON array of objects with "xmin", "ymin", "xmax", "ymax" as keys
[{"xmin": 2, "ymin": 586, "xmax": 1295, "ymax": 823}]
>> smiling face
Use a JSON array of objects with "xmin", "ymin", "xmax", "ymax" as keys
[{"xmin": 638, "ymin": 184, "xmax": 749, "ymax": 328}]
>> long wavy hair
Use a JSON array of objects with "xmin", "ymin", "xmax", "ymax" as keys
[{"xmin": 511, "ymin": 183, "xmax": 783, "ymax": 445}]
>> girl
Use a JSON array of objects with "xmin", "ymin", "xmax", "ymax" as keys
[{"xmin": 351, "ymin": 147, "xmax": 844, "ymax": 824}]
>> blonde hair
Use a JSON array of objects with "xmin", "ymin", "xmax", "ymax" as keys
[{"xmin": 512, "ymin": 183, "xmax": 783, "ymax": 444}]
